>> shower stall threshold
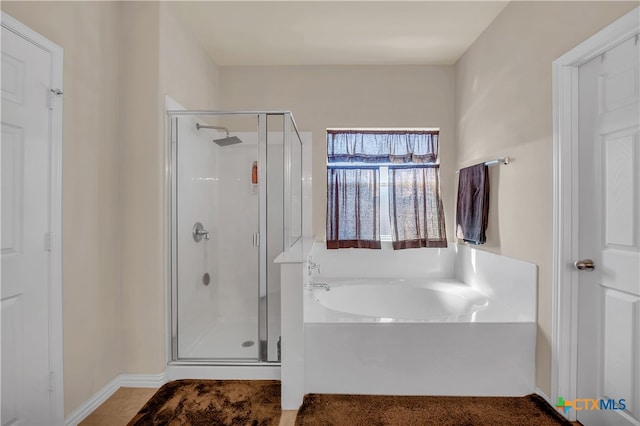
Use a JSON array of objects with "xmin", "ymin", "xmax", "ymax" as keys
[
  {"xmin": 166, "ymin": 364, "xmax": 281, "ymax": 382},
  {"xmin": 168, "ymin": 360, "xmax": 280, "ymax": 366}
]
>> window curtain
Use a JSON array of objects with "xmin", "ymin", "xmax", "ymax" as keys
[
  {"xmin": 327, "ymin": 130, "xmax": 438, "ymax": 164},
  {"xmin": 326, "ymin": 166, "xmax": 380, "ymax": 249},
  {"xmin": 389, "ymin": 165, "xmax": 447, "ymax": 249}
]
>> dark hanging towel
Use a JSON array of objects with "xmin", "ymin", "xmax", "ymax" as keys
[{"xmin": 456, "ymin": 163, "xmax": 490, "ymax": 244}]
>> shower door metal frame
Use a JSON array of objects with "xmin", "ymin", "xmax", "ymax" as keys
[
  {"xmin": 283, "ymin": 116, "xmax": 292, "ymax": 250},
  {"xmin": 166, "ymin": 109, "xmax": 292, "ymax": 366},
  {"xmin": 257, "ymin": 113, "xmax": 268, "ymax": 361}
]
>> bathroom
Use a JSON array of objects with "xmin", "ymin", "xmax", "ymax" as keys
[{"xmin": 1, "ymin": 1, "xmax": 638, "ymax": 425}]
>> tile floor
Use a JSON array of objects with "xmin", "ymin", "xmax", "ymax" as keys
[{"xmin": 79, "ymin": 387, "xmax": 297, "ymax": 425}]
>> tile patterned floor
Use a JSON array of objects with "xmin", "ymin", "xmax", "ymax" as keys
[{"xmin": 79, "ymin": 387, "xmax": 297, "ymax": 426}]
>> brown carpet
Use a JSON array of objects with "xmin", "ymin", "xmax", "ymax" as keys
[
  {"xmin": 128, "ymin": 379, "xmax": 280, "ymax": 426},
  {"xmin": 295, "ymin": 393, "xmax": 572, "ymax": 426}
]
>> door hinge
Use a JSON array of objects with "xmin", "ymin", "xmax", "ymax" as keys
[
  {"xmin": 44, "ymin": 232, "xmax": 53, "ymax": 251},
  {"xmin": 48, "ymin": 88, "xmax": 63, "ymax": 110},
  {"xmin": 49, "ymin": 372, "xmax": 55, "ymax": 391}
]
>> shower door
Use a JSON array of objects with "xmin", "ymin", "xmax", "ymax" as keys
[{"xmin": 171, "ymin": 113, "xmax": 262, "ymax": 362}]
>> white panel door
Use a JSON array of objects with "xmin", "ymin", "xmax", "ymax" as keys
[
  {"xmin": 1, "ymin": 25, "xmax": 54, "ymax": 425},
  {"xmin": 577, "ymin": 35, "xmax": 640, "ymax": 426}
]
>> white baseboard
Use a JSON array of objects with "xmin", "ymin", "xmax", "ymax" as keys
[
  {"xmin": 64, "ymin": 372, "xmax": 167, "ymax": 426},
  {"xmin": 535, "ymin": 387, "xmax": 551, "ymax": 404},
  {"xmin": 535, "ymin": 388, "xmax": 573, "ymax": 422},
  {"xmin": 119, "ymin": 372, "xmax": 168, "ymax": 388}
]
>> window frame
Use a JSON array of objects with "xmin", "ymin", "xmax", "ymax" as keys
[{"xmin": 326, "ymin": 127, "xmax": 444, "ymax": 248}]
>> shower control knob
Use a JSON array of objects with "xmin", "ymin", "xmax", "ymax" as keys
[
  {"xmin": 574, "ymin": 259, "xmax": 595, "ymax": 271},
  {"xmin": 193, "ymin": 222, "xmax": 210, "ymax": 242}
]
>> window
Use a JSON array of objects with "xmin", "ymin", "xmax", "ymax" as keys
[{"xmin": 326, "ymin": 129, "xmax": 447, "ymax": 250}]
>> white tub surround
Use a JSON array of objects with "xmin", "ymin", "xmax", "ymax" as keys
[
  {"xmin": 275, "ymin": 237, "xmax": 315, "ymax": 409},
  {"xmin": 273, "ymin": 132, "xmax": 312, "ymax": 410},
  {"xmin": 304, "ymin": 241, "xmax": 537, "ymax": 397},
  {"xmin": 454, "ymin": 243, "xmax": 537, "ymax": 322},
  {"xmin": 305, "ymin": 322, "xmax": 535, "ymax": 396},
  {"xmin": 309, "ymin": 241, "xmax": 455, "ymax": 278}
]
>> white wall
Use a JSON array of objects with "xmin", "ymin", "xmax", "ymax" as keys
[
  {"xmin": 118, "ymin": 0, "xmax": 164, "ymax": 378},
  {"xmin": 454, "ymin": 0, "xmax": 636, "ymax": 396}
]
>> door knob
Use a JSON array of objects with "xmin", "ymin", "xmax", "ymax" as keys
[{"xmin": 574, "ymin": 259, "xmax": 595, "ymax": 271}]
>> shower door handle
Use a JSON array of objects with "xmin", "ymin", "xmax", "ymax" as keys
[{"xmin": 253, "ymin": 232, "xmax": 260, "ymax": 247}]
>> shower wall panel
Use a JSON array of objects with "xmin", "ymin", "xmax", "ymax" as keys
[
  {"xmin": 216, "ymin": 132, "xmax": 260, "ymax": 320},
  {"xmin": 176, "ymin": 116, "xmax": 219, "ymax": 356}
]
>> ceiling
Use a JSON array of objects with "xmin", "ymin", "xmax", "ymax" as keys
[{"xmin": 170, "ymin": 1, "xmax": 510, "ymax": 66}]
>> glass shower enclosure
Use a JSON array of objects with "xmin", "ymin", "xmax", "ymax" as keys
[{"xmin": 167, "ymin": 111, "xmax": 302, "ymax": 364}]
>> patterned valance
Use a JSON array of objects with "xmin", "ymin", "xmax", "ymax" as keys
[{"xmin": 327, "ymin": 130, "xmax": 439, "ymax": 164}]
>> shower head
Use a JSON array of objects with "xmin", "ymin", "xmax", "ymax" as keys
[
  {"xmin": 196, "ymin": 123, "xmax": 243, "ymax": 146},
  {"xmin": 213, "ymin": 135, "xmax": 243, "ymax": 146}
]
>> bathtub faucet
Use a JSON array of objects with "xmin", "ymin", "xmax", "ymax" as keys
[
  {"xmin": 305, "ymin": 282, "xmax": 330, "ymax": 291},
  {"xmin": 306, "ymin": 256, "xmax": 321, "ymax": 276}
]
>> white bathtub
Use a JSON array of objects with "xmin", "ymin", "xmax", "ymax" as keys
[
  {"xmin": 304, "ymin": 273, "xmax": 537, "ymax": 396},
  {"xmin": 311, "ymin": 278, "xmax": 488, "ymax": 322}
]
